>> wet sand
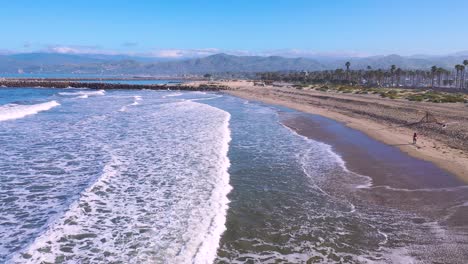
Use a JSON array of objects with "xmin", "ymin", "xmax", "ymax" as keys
[
  {"xmin": 280, "ymin": 112, "xmax": 463, "ymax": 190},
  {"xmin": 280, "ymin": 111, "xmax": 468, "ymax": 229}
]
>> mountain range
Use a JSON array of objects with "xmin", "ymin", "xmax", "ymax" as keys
[{"xmin": 1, "ymin": 52, "xmax": 467, "ymax": 76}]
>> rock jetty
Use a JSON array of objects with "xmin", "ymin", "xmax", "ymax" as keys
[{"xmin": 0, "ymin": 79, "xmax": 229, "ymax": 91}]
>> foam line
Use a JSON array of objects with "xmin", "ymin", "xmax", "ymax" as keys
[
  {"xmin": 59, "ymin": 90, "xmax": 105, "ymax": 97},
  {"xmin": 0, "ymin": 101, "xmax": 60, "ymax": 122},
  {"xmin": 119, "ymin": 95, "xmax": 143, "ymax": 111}
]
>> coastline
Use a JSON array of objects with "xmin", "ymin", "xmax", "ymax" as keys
[
  {"xmin": 213, "ymin": 80, "xmax": 468, "ymax": 183},
  {"xmin": 3, "ymin": 78, "xmax": 466, "ymax": 182}
]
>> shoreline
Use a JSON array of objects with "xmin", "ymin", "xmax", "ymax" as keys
[
  {"xmin": 279, "ymin": 112, "xmax": 464, "ymax": 189},
  {"xmin": 2, "ymin": 79, "xmax": 467, "ymax": 182},
  {"xmin": 278, "ymin": 112, "xmax": 468, "ymax": 227},
  {"xmin": 217, "ymin": 81, "xmax": 468, "ymax": 183}
]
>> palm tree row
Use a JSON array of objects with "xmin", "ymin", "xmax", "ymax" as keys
[{"xmin": 256, "ymin": 61, "xmax": 468, "ymax": 90}]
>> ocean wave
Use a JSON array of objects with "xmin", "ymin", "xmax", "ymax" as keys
[
  {"xmin": 119, "ymin": 96, "xmax": 143, "ymax": 112},
  {"xmin": 0, "ymin": 101, "xmax": 60, "ymax": 122},
  {"xmin": 193, "ymin": 105, "xmax": 232, "ymax": 264},
  {"xmin": 14, "ymin": 100, "xmax": 232, "ymax": 263},
  {"xmin": 131, "ymin": 95, "xmax": 142, "ymax": 105},
  {"xmin": 189, "ymin": 95, "xmax": 223, "ymax": 102},
  {"xmin": 162, "ymin": 92, "xmax": 182, "ymax": 98},
  {"xmin": 59, "ymin": 90, "xmax": 105, "ymax": 98},
  {"xmin": 280, "ymin": 121, "xmax": 374, "ymax": 189}
]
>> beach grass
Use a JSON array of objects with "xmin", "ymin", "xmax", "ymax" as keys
[{"xmin": 305, "ymin": 84, "xmax": 468, "ymax": 103}]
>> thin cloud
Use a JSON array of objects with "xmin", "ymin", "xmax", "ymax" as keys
[
  {"xmin": 45, "ymin": 45, "xmax": 119, "ymax": 55},
  {"xmin": 256, "ymin": 49, "xmax": 371, "ymax": 58},
  {"xmin": 147, "ymin": 48, "xmax": 221, "ymax": 58}
]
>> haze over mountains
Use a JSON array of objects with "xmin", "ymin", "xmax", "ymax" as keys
[{"xmin": 1, "ymin": 52, "xmax": 467, "ymax": 76}]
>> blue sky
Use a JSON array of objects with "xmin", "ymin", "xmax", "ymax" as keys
[{"xmin": 1, "ymin": 0, "xmax": 467, "ymax": 57}]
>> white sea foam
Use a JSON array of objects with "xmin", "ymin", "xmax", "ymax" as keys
[
  {"xmin": 365, "ymin": 184, "xmax": 468, "ymax": 192},
  {"xmin": 59, "ymin": 89, "xmax": 105, "ymax": 98},
  {"xmin": 189, "ymin": 95, "xmax": 223, "ymax": 102},
  {"xmin": 280, "ymin": 121, "xmax": 348, "ymax": 171},
  {"xmin": 14, "ymin": 100, "xmax": 232, "ymax": 264},
  {"xmin": 280, "ymin": 121, "xmax": 374, "ymax": 189},
  {"xmin": 164, "ymin": 92, "xmax": 182, "ymax": 98},
  {"xmin": 0, "ymin": 101, "xmax": 60, "ymax": 122},
  {"xmin": 119, "ymin": 95, "xmax": 143, "ymax": 111},
  {"xmin": 131, "ymin": 95, "xmax": 142, "ymax": 105}
]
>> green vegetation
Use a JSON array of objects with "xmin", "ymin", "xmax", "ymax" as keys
[
  {"xmin": 316, "ymin": 85, "xmax": 329, "ymax": 92},
  {"xmin": 405, "ymin": 91, "xmax": 466, "ymax": 103},
  {"xmin": 293, "ymin": 83, "xmax": 309, "ymax": 89},
  {"xmin": 379, "ymin": 90, "xmax": 399, "ymax": 99},
  {"xmin": 303, "ymin": 83, "xmax": 468, "ymax": 103},
  {"xmin": 337, "ymin": 86, "xmax": 354, "ymax": 93},
  {"xmin": 407, "ymin": 94, "xmax": 424, "ymax": 102}
]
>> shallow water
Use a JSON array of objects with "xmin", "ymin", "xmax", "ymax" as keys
[{"xmin": 0, "ymin": 88, "xmax": 467, "ymax": 263}]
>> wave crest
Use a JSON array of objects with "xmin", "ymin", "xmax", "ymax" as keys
[
  {"xmin": 0, "ymin": 101, "xmax": 60, "ymax": 122},
  {"xmin": 59, "ymin": 90, "xmax": 105, "ymax": 98}
]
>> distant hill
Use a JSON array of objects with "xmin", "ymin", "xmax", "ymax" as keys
[
  {"xmin": 0, "ymin": 52, "xmax": 467, "ymax": 75},
  {"xmin": 138, "ymin": 54, "xmax": 325, "ymax": 74}
]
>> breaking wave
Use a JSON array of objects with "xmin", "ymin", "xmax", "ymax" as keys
[
  {"xmin": 59, "ymin": 90, "xmax": 105, "ymax": 98},
  {"xmin": 12, "ymin": 100, "xmax": 232, "ymax": 264},
  {"xmin": 0, "ymin": 101, "xmax": 60, "ymax": 122}
]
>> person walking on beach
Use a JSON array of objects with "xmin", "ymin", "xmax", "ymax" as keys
[{"xmin": 413, "ymin": 132, "xmax": 418, "ymax": 145}]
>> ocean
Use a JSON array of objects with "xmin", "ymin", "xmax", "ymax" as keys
[{"xmin": 1, "ymin": 86, "xmax": 467, "ymax": 263}]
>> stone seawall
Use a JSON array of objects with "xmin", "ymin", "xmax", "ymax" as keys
[{"xmin": 0, "ymin": 79, "xmax": 228, "ymax": 91}]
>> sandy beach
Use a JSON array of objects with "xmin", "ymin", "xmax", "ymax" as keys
[{"xmin": 187, "ymin": 80, "xmax": 468, "ymax": 183}]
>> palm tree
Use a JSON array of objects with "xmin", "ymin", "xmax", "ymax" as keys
[
  {"xmin": 431, "ymin": 66, "xmax": 437, "ymax": 88},
  {"xmin": 463, "ymin": 60, "xmax": 468, "ymax": 89},
  {"xmin": 395, "ymin": 68, "xmax": 403, "ymax": 87},
  {"xmin": 445, "ymin": 68, "xmax": 452, "ymax": 87},
  {"xmin": 407, "ymin": 70, "xmax": 415, "ymax": 86},
  {"xmin": 455, "ymin": 65, "xmax": 463, "ymax": 88},
  {"xmin": 390, "ymin": 65, "xmax": 396, "ymax": 86},
  {"xmin": 461, "ymin": 65, "xmax": 466, "ymax": 89},
  {"xmin": 436, "ymin": 67, "xmax": 444, "ymax": 87},
  {"xmin": 345, "ymin": 61, "xmax": 351, "ymax": 82},
  {"xmin": 335, "ymin": 69, "xmax": 344, "ymax": 81},
  {"xmin": 376, "ymin": 69, "xmax": 384, "ymax": 87}
]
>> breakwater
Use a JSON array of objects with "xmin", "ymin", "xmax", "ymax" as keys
[{"xmin": 0, "ymin": 79, "xmax": 228, "ymax": 91}]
